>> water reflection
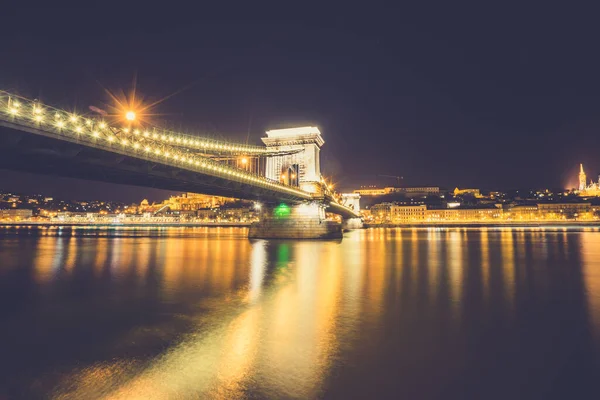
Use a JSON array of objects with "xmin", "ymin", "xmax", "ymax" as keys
[
  {"xmin": 447, "ymin": 230, "xmax": 464, "ymax": 320},
  {"xmin": 581, "ymin": 233, "xmax": 600, "ymax": 346},
  {"xmin": 501, "ymin": 229, "xmax": 515, "ymax": 311},
  {"xmin": 481, "ymin": 228, "xmax": 490, "ymax": 301},
  {"xmin": 0, "ymin": 226, "xmax": 598, "ymax": 399}
]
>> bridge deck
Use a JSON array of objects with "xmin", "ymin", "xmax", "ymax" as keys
[{"xmin": 0, "ymin": 122, "xmax": 310, "ymax": 203}]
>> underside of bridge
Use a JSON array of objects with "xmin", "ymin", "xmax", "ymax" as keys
[{"xmin": 0, "ymin": 125, "xmax": 305, "ymax": 203}]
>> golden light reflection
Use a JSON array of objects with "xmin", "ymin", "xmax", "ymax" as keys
[
  {"xmin": 581, "ymin": 233, "xmax": 600, "ymax": 345},
  {"xmin": 515, "ymin": 230, "xmax": 528, "ymax": 284},
  {"xmin": 427, "ymin": 229, "xmax": 442, "ymax": 305},
  {"xmin": 64, "ymin": 237, "xmax": 78, "ymax": 273},
  {"xmin": 108, "ymin": 238, "xmax": 124, "ymax": 274},
  {"xmin": 33, "ymin": 236, "xmax": 57, "ymax": 284},
  {"xmin": 37, "ymin": 227, "xmax": 600, "ymax": 399},
  {"xmin": 342, "ymin": 230, "xmax": 364, "ymax": 322},
  {"xmin": 93, "ymin": 239, "xmax": 108, "ymax": 277},
  {"xmin": 411, "ymin": 228, "xmax": 419, "ymax": 268},
  {"xmin": 133, "ymin": 239, "xmax": 152, "ymax": 281},
  {"xmin": 55, "ymin": 237, "xmax": 346, "ymax": 399},
  {"xmin": 162, "ymin": 236, "xmax": 186, "ymax": 298},
  {"xmin": 247, "ymin": 240, "xmax": 266, "ymax": 304},
  {"xmin": 501, "ymin": 229, "xmax": 516, "ymax": 312},
  {"xmin": 362, "ymin": 228, "xmax": 387, "ymax": 318},
  {"xmin": 393, "ymin": 229, "xmax": 404, "ymax": 295},
  {"xmin": 213, "ymin": 308, "xmax": 261, "ymax": 399},
  {"xmin": 447, "ymin": 230, "xmax": 464, "ymax": 320},
  {"xmin": 264, "ymin": 241, "xmax": 343, "ymax": 398},
  {"xmin": 51, "ymin": 236, "xmax": 66, "ymax": 275},
  {"xmin": 480, "ymin": 229, "xmax": 490, "ymax": 301}
]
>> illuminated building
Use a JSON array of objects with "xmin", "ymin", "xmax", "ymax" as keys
[
  {"xmin": 453, "ymin": 188, "xmax": 482, "ymax": 198},
  {"xmin": 196, "ymin": 209, "xmax": 218, "ymax": 220},
  {"xmin": 140, "ymin": 193, "xmax": 238, "ymax": 214},
  {"xmin": 537, "ymin": 203, "xmax": 592, "ymax": 219},
  {"xmin": 578, "ymin": 164, "xmax": 600, "ymax": 196},
  {"xmin": 391, "ymin": 205, "xmax": 427, "ymax": 222},
  {"xmin": 196, "ymin": 207, "xmax": 257, "ymax": 222},
  {"xmin": 508, "ymin": 205, "xmax": 539, "ymax": 220},
  {"xmin": 370, "ymin": 203, "xmax": 502, "ymax": 223},
  {"xmin": 0, "ymin": 209, "xmax": 32, "ymax": 220},
  {"xmin": 353, "ymin": 186, "xmax": 440, "ymax": 197},
  {"xmin": 220, "ymin": 207, "xmax": 256, "ymax": 222},
  {"xmin": 370, "ymin": 203, "xmax": 393, "ymax": 222},
  {"xmin": 425, "ymin": 206, "xmax": 502, "ymax": 221},
  {"xmin": 354, "ymin": 187, "xmax": 389, "ymax": 196},
  {"xmin": 402, "ymin": 187, "xmax": 440, "ymax": 196}
]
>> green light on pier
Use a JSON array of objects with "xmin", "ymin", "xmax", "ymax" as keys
[{"xmin": 274, "ymin": 203, "xmax": 291, "ymax": 219}]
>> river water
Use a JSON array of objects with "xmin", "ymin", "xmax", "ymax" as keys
[{"xmin": 0, "ymin": 226, "xmax": 599, "ymax": 399}]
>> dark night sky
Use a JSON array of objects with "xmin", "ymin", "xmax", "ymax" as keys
[{"xmin": 2, "ymin": 3, "xmax": 600, "ymax": 202}]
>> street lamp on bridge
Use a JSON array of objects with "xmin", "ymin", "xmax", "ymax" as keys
[{"xmin": 125, "ymin": 111, "xmax": 136, "ymax": 121}]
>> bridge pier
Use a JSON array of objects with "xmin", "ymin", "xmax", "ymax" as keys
[{"xmin": 249, "ymin": 202, "xmax": 342, "ymax": 239}]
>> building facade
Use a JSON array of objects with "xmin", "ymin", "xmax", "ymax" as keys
[
  {"xmin": 390, "ymin": 205, "xmax": 427, "ymax": 222},
  {"xmin": 0, "ymin": 209, "xmax": 33, "ymax": 220},
  {"xmin": 366, "ymin": 199, "xmax": 598, "ymax": 223},
  {"xmin": 402, "ymin": 187, "xmax": 440, "ymax": 196},
  {"xmin": 370, "ymin": 203, "xmax": 393, "ymax": 222},
  {"xmin": 537, "ymin": 203, "xmax": 592, "ymax": 219},
  {"xmin": 508, "ymin": 204, "xmax": 539, "ymax": 220},
  {"xmin": 454, "ymin": 188, "xmax": 482, "ymax": 197},
  {"xmin": 354, "ymin": 187, "xmax": 392, "ymax": 196},
  {"xmin": 354, "ymin": 186, "xmax": 440, "ymax": 197},
  {"xmin": 425, "ymin": 207, "xmax": 502, "ymax": 221}
]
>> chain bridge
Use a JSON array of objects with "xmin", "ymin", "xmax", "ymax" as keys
[{"xmin": 0, "ymin": 90, "xmax": 361, "ymax": 238}]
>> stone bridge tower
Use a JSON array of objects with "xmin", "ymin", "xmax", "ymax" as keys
[{"xmin": 262, "ymin": 126, "xmax": 324, "ymax": 194}]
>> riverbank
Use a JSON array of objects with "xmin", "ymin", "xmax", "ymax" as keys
[
  {"xmin": 365, "ymin": 221, "xmax": 600, "ymax": 228},
  {"xmin": 4, "ymin": 221, "xmax": 600, "ymax": 229},
  {"xmin": 0, "ymin": 221, "xmax": 252, "ymax": 228}
]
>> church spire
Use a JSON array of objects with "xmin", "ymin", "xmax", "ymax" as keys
[{"xmin": 579, "ymin": 164, "xmax": 587, "ymax": 191}]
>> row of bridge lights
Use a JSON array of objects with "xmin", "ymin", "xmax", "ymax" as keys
[
  {"xmin": 6, "ymin": 100, "xmax": 265, "ymax": 154},
  {"xmin": 3, "ymin": 98, "xmax": 308, "ymax": 197}
]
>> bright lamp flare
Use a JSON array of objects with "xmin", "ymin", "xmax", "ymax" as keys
[{"xmin": 125, "ymin": 111, "xmax": 136, "ymax": 121}]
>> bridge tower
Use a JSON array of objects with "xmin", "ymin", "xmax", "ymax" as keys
[{"xmin": 262, "ymin": 127, "xmax": 324, "ymax": 194}]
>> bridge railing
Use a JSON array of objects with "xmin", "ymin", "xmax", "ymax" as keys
[
  {"xmin": 0, "ymin": 90, "xmax": 268, "ymax": 155},
  {"xmin": 138, "ymin": 126, "xmax": 268, "ymax": 155},
  {"xmin": 0, "ymin": 90, "xmax": 312, "ymax": 200}
]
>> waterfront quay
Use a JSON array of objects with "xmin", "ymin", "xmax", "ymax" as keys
[{"xmin": 365, "ymin": 221, "xmax": 600, "ymax": 228}]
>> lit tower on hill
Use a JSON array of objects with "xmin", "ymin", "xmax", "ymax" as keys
[{"xmin": 579, "ymin": 163, "xmax": 587, "ymax": 191}]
